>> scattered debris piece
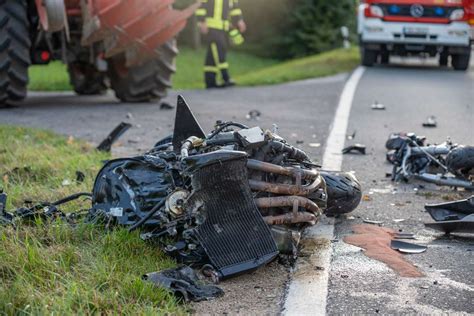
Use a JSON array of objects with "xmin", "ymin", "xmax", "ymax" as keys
[
  {"xmin": 309, "ymin": 143, "xmax": 321, "ymax": 148},
  {"xmin": 246, "ymin": 109, "xmax": 261, "ymax": 120},
  {"xmin": 342, "ymin": 144, "xmax": 366, "ymax": 155},
  {"xmin": 160, "ymin": 102, "xmax": 174, "ymax": 110},
  {"xmin": 296, "ymin": 140, "xmax": 304, "ymax": 144},
  {"xmin": 393, "ymin": 219, "xmax": 406, "ymax": 223},
  {"xmin": 61, "ymin": 179, "xmax": 72, "ymax": 186},
  {"xmin": 347, "ymin": 130, "xmax": 356, "ymax": 140},
  {"xmin": 96, "ymin": 122, "xmax": 132, "ymax": 152},
  {"xmin": 394, "ymin": 233, "xmax": 416, "ymax": 240},
  {"xmin": 344, "ymin": 224, "xmax": 424, "ymax": 277},
  {"xmin": 422, "ymin": 116, "xmax": 437, "ymax": 128},
  {"xmin": 391, "ymin": 240, "xmax": 427, "ymax": 254},
  {"xmin": 143, "ymin": 266, "xmax": 224, "ymax": 302},
  {"xmin": 75, "ymin": 171, "xmax": 85, "ymax": 183},
  {"xmin": 363, "ymin": 219, "xmax": 384, "ymax": 225},
  {"xmin": 424, "ymin": 196, "xmax": 474, "ymax": 233},
  {"xmin": 371, "ymin": 101, "xmax": 386, "ymax": 110},
  {"xmin": 362, "ymin": 195, "xmax": 372, "ymax": 202},
  {"xmin": 67, "ymin": 135, "xmax": 75, "ymax": 145}
]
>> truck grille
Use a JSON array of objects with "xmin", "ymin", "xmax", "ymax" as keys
[
  {"xmin": 190, "ymin": 154, "xmax": 278, "ymax": 279},
  {"xmin": 379, "ymin": 4, "xmax": 461, "ymax": 19}
]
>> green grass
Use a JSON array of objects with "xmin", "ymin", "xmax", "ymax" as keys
[
  {"xmin": 236, "ymin": 47, "xmax": 360, "ymax": 86},
  {"xmin": 0, "ymin": 126, "xmax": 182, "ymax": 314},
  {"xmin": 28, "ymin": 47, "xmax": 359, "ymax": 91}
]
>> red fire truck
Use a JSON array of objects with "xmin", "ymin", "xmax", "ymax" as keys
[{"xmin": 358, "ymin": 0, "xmax": 473, "ymax": 70}]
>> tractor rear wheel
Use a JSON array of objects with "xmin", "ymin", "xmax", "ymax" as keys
[
  {"xmin": 68, "ymin": 63, "xmax": 107, "ymax": 95},
  {"xmin": 0, "ymin": 0, "xmax": 31, "ymax": 104},
  {"xmin": 108, "ymin": 40, "xmax": 178, "ymax": 103}
]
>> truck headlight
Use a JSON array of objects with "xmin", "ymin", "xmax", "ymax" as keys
[
  {"xmin": 369, "ymin": 5, "xmax": 384, "ymax": 18},
  {"xmin": 449, "ymin": 9, "xmax": 465, "ymax": 21}
]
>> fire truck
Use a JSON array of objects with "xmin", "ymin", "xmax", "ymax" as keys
[{"xmin": 358, "ymin": 0, "xmax": 473, "ymax": 70}]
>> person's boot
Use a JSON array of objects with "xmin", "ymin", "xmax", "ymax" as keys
[
  {"xmin": 205, "ymin": 72, "xmax": 220, "ymax": 89},
  {"xmin": 221, "ymin": 70, "xmax": 236, "ymax": 88}
]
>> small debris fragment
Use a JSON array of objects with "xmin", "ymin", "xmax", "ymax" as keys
[
  {"xmin": 246, "ymin": 109, "xmax": 261, "ymax": 121},
  {"xmin": 420, "ymin": 285, "xmax": 429, "ymax": 290},
  {"xmin": 126, "ymin": 112, "xmax": 133, "ymax": 119},
  {"xmin": 309, "ymin": 143, "xmax": 321, "ymax": 148},
  {"xmin": 62, "ymin": 179, "xmax": 72, "ymax": 186},
  {"xmin": 342, "ymin": 144, "xmax": 366, "ymax": 155},
  {"xmin": 75, "ymin": 171, "xmax": 85, "ymax": 183},
  {"xmin": 296, "ymin": 140, "xmax": 304, "ymax": 145},
  {"xmin": 422, "ymin": 116, "xmax": 437, "ymax": 128},
  {"xmin": 363, "ymin": 219, "xmax": 384, "ymax": 225},
  {"xmin": 391, "ymin": 240, "xmax": 427, "ymax": 254},
  {"xmin": 393, "ymin": 219, "xmax": 405, "ymax": 223},
  {"xmin": 67, "ymin": 136, "xmax": 75, "ymax": 145},
  {"xmin": 160, "ymin": 102, "xmax": 174, "ymax": 110},
  {"xmin": 371, "ymin": 101, "xmax": 386, "ymax": 110},
  {"xmin": 362, "ymin": 195, "xmax": 372, "ymax": 202},
  {"xmin": 97, "ymin": 122, "xmax": 132, "ymax": 152},
  {"xmin": 347, "ymin": 130, "xmax": 356, "ymax": 140}
]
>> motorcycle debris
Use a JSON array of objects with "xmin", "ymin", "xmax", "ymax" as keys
[
  {"xmin": 97, "ymin": 122, "xmax": 132, "ymax": 152},
  {"xmin": 347, "ymin": 130, "xmax": 356, "ymax": 140},
  {"xmin": 143, "ymin": 266, "xmax": 224, "ymax": 302},
  {"xmin": 75, "ymin": 171, "xmax": 85, "ymax": 183},
  {"xmin": 342, "ymin": 144, "xmax": 366, "ymax": 155},
  {"xmin": 422, "ymin": 116, "xmax": 437, "ymax": 128},
  {"xmin": 363, "ymin": 219, "xmax": 384, "ymax": 225},
  {"xmin": 371, "ymin": 101, "xmax": 386, "ymax": 110},
  {"xmin": 246, "ymin": 109, "xmax": 261, "ymax": 121},
  {"xmin": 309, "ymin": 143, "xmax": 321, "ymax": 148},
  {"xmin": 394, "ymin": 233, "xmax": 416, "ymax": 239},
  {"xmin": 391, "ymin": 240, "xmax": 427, "ymax": 254},
  {"xmin": 160, "ymin": 102, "xmax": 175, "ymax": 110},
  {"xmin": 424, "ymin": 196, "xmax": 474, "ymax": 233},
  {"xmin": 393, "ymin": 218, "xmax": 406, "ymax": 223}
]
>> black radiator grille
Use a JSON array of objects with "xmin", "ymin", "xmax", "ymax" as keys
[{"xmin": 190, "ymin": 155, "xmax": 278, "ymax": 278}]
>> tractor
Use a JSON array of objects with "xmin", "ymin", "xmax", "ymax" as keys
[{"xmin": 0, "ymin": 0, "xmax": 198, "ymax": 104}]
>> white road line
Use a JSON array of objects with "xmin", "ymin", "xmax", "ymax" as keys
[
  {"xmin": 283, "ymin": 66, "xmax": 365, "ymax": 316},
  {"xmin": 322, "ymin": 66, "xmax": 366, "ymax": 172}
]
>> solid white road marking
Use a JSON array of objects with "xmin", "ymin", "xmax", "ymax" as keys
[
  {"xmin": 283, "ymin": 66, "xmax": 365, "ymax": 316},
  {"xmin": 322, "ymin": 66, "xmax": 366, "ymax": 172}
]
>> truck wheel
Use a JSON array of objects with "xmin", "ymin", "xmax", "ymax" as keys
[
  {"xmin": 0, "ymin": 0, "xmax": 31, "ymax": 103},
  {"xmin": 108, "ymin": 40, "xmax": 177, "ymax": 103},
  {"xmin": 361, "ymin": 46, "xmax": 377, "ymax": 67},
  {"xmin": 68, "ymin": 63, "xmax": 107, "ymax": 95},
  {"xmin": 447, "ymin": 146, "xmax": 474, "ymax": 178},
  {"xmin": 451, "ymin": 52, "xmax": 470, "ymax": 71},
  {"xmin": 321, "ymin": 171, "xmax": 362, "ymax": 216}
]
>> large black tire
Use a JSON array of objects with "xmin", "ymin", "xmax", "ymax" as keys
[
  {"xmin": 321, "ymin": 171, "xmax": 362, "ymax": 216},
  {"xmin": 0, "ymin": 0, "xmax": 30, "ymax": 103},
  {"xmin": 446, "ymin": 146, "xmax": 474, "ymax": 178},
  {"xmin": 361, "ymin": 46, "xmax": 377, "ymax": 67},
  {"xmin": 451, "ymin": 52, "xmax": 470, "ymax": 71},
  {"xmin": 439, "ymin": 53, "xmax": 448, "ymax": 67},
  {"xmin": 108, "ymin": 40, "xmax": 178, "ymax": 103},
  {"xmin": 68, "ymin": 63, "xmax": 107, "ymax": 95}
]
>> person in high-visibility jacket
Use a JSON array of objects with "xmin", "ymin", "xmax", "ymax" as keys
[{"xmin": 196, "ymin": 0, "xmax": 246, "ymax": 88}]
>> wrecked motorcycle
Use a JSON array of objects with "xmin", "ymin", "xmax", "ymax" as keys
[
  {"xmin": 386, "ymin": 132, "xmax": 474, "ymax": 190},
  {"xmin": 90, "ymin": 96, "xmax": 362, "ymax": 280}
]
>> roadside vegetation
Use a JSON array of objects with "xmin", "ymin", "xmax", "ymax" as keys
[
  {"xmin": 0, "ymin": 126, "xmax": 182, "ymax": 314},
  {"xmin": 28, "ymin": 47, "xmax": 358, "ymax": 92}
]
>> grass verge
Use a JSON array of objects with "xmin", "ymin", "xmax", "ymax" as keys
[
  {"xmin": 0, "ymin": 126, "xmax": 181, "ymax": 314},
  {"xmin": 236, "ymin": 47, "xmax": 360, "ymax": 86},
  {"xmin": 28, "ymin": 47, "xmax": 359, "ymax": 92}
]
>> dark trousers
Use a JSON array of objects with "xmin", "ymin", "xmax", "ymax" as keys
[{"xmin": 204, "ymin": 29, "xmax": 230, "ymax": 88}]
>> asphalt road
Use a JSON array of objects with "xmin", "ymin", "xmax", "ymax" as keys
[
  {"xmin": 0, "ymin": 58, "xmax": 472, "ymax": 314},
  {"xmin": 328, "ymin": 59, "xmax": 474, "ymax": 314}
]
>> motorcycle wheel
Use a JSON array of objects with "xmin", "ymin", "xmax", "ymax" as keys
[
  {"xmin": 446, "ymin": 146, "xmax": 474, "ymax": 178},
  {"xmin": 321, "ymin": 171, "xmax": 362, "ymax": 216}
]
